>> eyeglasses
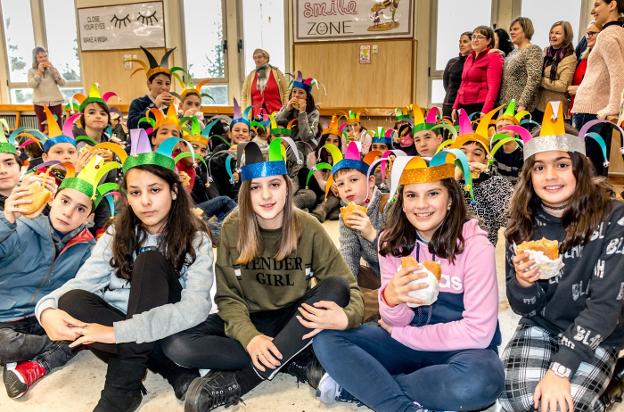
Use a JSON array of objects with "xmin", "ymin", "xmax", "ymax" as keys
[
  {"xmin": 586, "ymin": 31, "xmax": 599, "ymax": 37},
  {"xmin": 471, "ymin": 34, "xmax": 487, "ymax": 40}
]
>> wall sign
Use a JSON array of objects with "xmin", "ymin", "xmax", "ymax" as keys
[
  {"xmin": 295, "ymin": 0, "xmax": 413, "ymax": 42},
  {"xmin": 78, "ymin": 2, "xmax": 165, "ymax": 51}
]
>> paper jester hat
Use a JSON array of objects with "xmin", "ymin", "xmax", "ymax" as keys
[
  {"xmin": 139, "ymin": 104, "xmax": 180, "ymax": 135},
  {"xmin": 395, "ymin": 105, "xmax": 414, "ymax": 123},
  {"xmin": 496, "ymin": 99, "xmax": 531, "ymax": 125},
  {"xmin": 122, "ymin": 128, "xmax": 194, "ymax": 173},
  {"xmin": 181, "ymin": 116, "xmax": 230, "ymax": 148},
  {"xmin": 231, "ymin": 98, "xmax": 252, "ymax": 129},
  {"xmin": 0, "ymin": 119, "xmax": 17, "ymax": 155},
  {"xmin": 322, "ymin": 115, "xmax": 341, "ymax": 136},
  {"xmin": 268, "ymin": 113, "xmax": 295, "ymax": 137},
  {"xmin": 291, "ymin": 71, "xmax": 318, "ymax": 94},
  {"xmin": 129, "ymin": 46, "xmax": 176, "ymax": 80},
  {"xmin": 368, "ymin": 127, "xmax": 395, "ymax": 146},
  {"xmin": 70, "ymin": 83, "xmax": 118, "ymax": 113},
  {"xmin": 58, "ymin": 155, "xmax": 121, "ymax": 208},
  {"xmin": 381, "ymin": 149, "xmax": 474, "ymax": 200},
  {"xmin": 505, "ymin": 101, "xmax": 617, "ymax": 166},
  {"xmin": 444, "ymin": 105, "xmax": 504, "ymax": 155},
  {"xmin": 239, "ymin": 137, "xmax": 300, "ymax": 181},
  {"xmin": 12, "ymin": 107, "xmax": 80, "ymax": 152}
]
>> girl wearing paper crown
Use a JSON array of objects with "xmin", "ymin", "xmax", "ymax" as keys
[
  {"xmin": 492, "ymin": 99, "xmax": 528, "ymax": 184},
  {"xmin": 38, "ymin": 129, "xmax": 213, "ymax": 411},
  {"xmin": 174, "ymin": 70, "xmax": 213, "ymax": 123},
  {"xmin": 127, "ymin": 47, "xmax": 177, "ymax": 130},
  {"xmin": 313, "ymin": 150, "xmax": 504, "ymax": 412},
  {"xmin": 1, "ymin": 156, "xmax": 117, "ymax": 399},
  {"xmin": 499, "ymin": 101, "xmax": 624, "ymax": 412},
  {"xmin": 274, "ymin": 71, "xmax": 320, "ymax": 142},
  {"xmin": 172, "ymin": 138, "xmax": 363, "ymax": 412},
  {"xmin": 69, "ymin": 83, "xmax": 122, "ymax": 150},
  {"xmin": 445, "ymin": 106, "xmax": 515, "ymax": 245},
  {"xmin": 340, "ymin": 110, "xmax": 367, "ymax": 145},
  {"xmin": 0, "ymin": 120, "xmax": 22, "ymax": 209}
]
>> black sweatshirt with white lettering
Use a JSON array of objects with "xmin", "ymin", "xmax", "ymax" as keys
[{"xmin": 506, "ymin": 200, "xmax": 624, "ymax": 375}]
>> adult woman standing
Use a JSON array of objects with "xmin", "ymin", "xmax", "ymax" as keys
[
  {"xmin": 452, "ymin": 26, "xmax": 504, "ymax": 118},
  {"xmin": 571, "ymin": 0, "xmax": 624, "ymax": 176},
  {"xmin": 494, "ymin": 28, "xmax": 514, "ymax": 56},
  {"xmin": 499, "ymin": 17, "xmax": 544, "ymax": 114},
  {"xmin": 241, "ymin": 49, "xmax": 288, "ymax": 118},
  {"xmin": 442, "ymin": 31, "xmax": 472, "ymax": 118},
  {"xmin": 568, "ymin": 21, "xmax": 602, "ymax": 116},
  {"xmin": 28, "ymin": 47, "xmax": 66, "ymax": 132},
  {"xmin": 534, "ymin": 21, "xmax": 577, "ymax": 124}
]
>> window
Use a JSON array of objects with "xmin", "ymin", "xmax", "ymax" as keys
[
  {"xmin": 1, "ymin": 0, "xmax": 35, "ymax": 83},
  {"xmin": 241, "ymin": 0, "xmax": 286, "ymax": 76},
  {"xmin": 182, "ymin": 0, "xmax": 228, "ymax": 105},
  {"xmin": 43, "ymin": 0, "xmax": 81, "ymax": 82},
  {"xmin": 429, "ymin": 0, "xmax": 492, "ymax": 104},
  {"xmin": 521, "ymin": 0, "xmax": 582, "ymax": 49}
]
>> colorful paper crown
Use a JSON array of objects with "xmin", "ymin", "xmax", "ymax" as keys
[
  {"xmin": 122, "ymin": 128, "xmax": 194, "ymax": 173},
  {"xmin": 443, "ymin": 105, "xmax": 503, "ymax": 155},
  {"xmin": 12, "ymin": 107, "xmax": 79, "ymax": 152},
  {"xmin": 268, "ymin": 113, "xmax": 295, "ymax": 137},
  {"xmin": 322, "ymin": 115, "xmax": 341, "ymax": 136},
  {"xmin": 250, "ymin": 111, "xmax": 270, "ymax": 133},
  {"xmin": 291, "ymin": 70, "xmax": 318, "ymax": 94},
  {"xmin": 231, "ymin": 98, "xmax": 252, "ymax": 129},
  {"xmin": 368, "ymin": 127, "xmax": 394, "ymax": 146},
  {"xmin": 496, "ymin": 99, "xmax": 531, "ymax": 125},
  {"xmin": 170, "ymin": 68, "xmax": 215, "ymax": 103},
  {"xmin": 0, "ymin": 119, "xmax": 17, "ymax": 155},
  {"xmin": 128, "ymin": 46, "xmax": 176, "ymax": 80},
  {"xmin": 58, "ymin": 155, "xmax": 121, "ymax": 208},
  {"xmin": 139, "ymin": 104, "xmax": 180, "ymax": 135},
  {"xmin": 505, "ymin": 101, "xmax": 617, "ymax": 165},
  {"xmin": 70, "ymin": 83, "xmax": 118, "ymax": 113},
  {"xmin": 181, "ymin": 116, "xmax": 230, "ymax": 148},
  {"xmin": 411, "ymin": 105, "xmax": 457, "ymax": 139},
  {"xmin": 239, "ymin": 137, "xmax": 300, "ymax": 181},
  {"xmin": 380, "ymin": 149, "xmax": 473, "ymax": 200},
  {"xmin": 395, "ymin": 105, "xmax": 414, "ymax": 122}
]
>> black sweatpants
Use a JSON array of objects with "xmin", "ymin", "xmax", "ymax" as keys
[{"xmin": 162, "ymin": 276, "xmax": 350, "ymax": 382}]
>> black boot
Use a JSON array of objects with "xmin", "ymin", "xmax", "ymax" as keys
[
  {"xmin": 601, "ymin": 358, "xmax": 624, "ymax": 409},
  {"xmin": 93, "ymin": 359, "xmax": 146, "ymax": 412},
  {"xmin": 184, "ymin": 371, "xmax": 242, "ymax": 412},
  {"xmin": 283, "ymin": 349, "xmax": 325, "ymax": 390},
  {"xmin": 147, "ymin": 350, "xmax": 198, "ymax": 401}
]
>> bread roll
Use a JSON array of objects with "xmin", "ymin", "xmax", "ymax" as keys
[
  {"xmin": 517, "ymin": 238, "xmax": 559, "ymax": 260},
  {"xmin": 22, "ymin": 180, "xmax": 51, "ymax": 218}
]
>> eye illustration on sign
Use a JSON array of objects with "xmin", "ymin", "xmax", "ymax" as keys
[
  {"xmin": 110, "ymin": 13, "xmax": 131, "ymax": 28},
  {"xmin": 137, "ymin": 11, "xmax": 158, "ymax": 26}
]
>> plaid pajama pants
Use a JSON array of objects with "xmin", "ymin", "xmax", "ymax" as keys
[{"xmin": 499, "ymin": 323, "xmax": 618, "ymax": 412}]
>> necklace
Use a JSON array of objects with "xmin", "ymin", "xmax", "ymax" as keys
[{"xmin": 542, "ymin": 201, "xmax": 568, "ymax": 211}]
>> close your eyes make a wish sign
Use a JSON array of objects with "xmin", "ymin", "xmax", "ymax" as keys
[{"xmin": 78, "ymin": 1, "xmax": 165, "ymax": 51}]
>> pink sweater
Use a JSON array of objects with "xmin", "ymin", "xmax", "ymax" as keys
[
  {"xmin": 378, "ymin": 219, "xmax": 499, "ymax": 351},
  {"xmin": 572, "ymin": 23, "xmax": 624, "ymax": 117},
  {"xmin": 453, "ymin": 49, "xmax": 504, "ymax": 112}
]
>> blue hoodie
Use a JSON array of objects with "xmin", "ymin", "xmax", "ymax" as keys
[{"xmin": 0, "ymin": 214, "xmax": 94, "ymax": 322}]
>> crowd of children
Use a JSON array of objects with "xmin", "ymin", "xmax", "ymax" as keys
[{"xmin": 1, "ymin": 43, "xmax": 624, "ymax": 412}]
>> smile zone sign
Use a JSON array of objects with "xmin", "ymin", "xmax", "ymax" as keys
[{"xmin": 295, "ymin": 0, "xmax": 413, "ymax": 42}]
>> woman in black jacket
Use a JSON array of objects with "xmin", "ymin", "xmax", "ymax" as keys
[{"xmin": 442, "ymin": 31, "xmax": 472, "ymax": 118}]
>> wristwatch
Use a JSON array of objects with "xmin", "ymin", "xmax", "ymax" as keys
[{"xmin": 550, "ymin": 362, "xmax": 572, "ymax": 379}]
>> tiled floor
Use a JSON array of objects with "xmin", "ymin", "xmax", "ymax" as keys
[{"xmin": 1, "ymin": 221, "xmax": 623, "ymax": 411}]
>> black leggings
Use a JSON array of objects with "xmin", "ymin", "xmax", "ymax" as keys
[
  {"xmin": 162, "ymin": 276, "xmax": 350, "ymax": 380},
  {"xmin": 58, "ymin": 250, "xmax": 182, "ymax": 364}
]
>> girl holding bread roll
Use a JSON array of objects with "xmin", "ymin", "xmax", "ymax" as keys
[
  {"xmin": 500, "ymin": 101, "xmax": 624, "ymax": 412},
  {"xmin": 313, "ymin": 150, "xmax": 504, "ymax": 411}
]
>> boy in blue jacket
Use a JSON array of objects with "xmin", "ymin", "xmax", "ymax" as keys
[{"xmin": 0, "ymin": 155, "xmax": 118, "ymax": 399}]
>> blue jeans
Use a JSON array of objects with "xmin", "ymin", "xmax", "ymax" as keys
[
  {"xmin": 197, "ymin": 196, "xmax": 236, "ymax": 222},
  {"xmin": 313, "ymin": 324, "xmax": 504, "ymax": 412},
  {"xmin": 572, "ymin": 113, "xmax": 612, "ymax": 176}
]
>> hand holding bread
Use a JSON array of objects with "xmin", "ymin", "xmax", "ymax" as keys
[
  {"xmin": 383, "ymin": 257, "xmax": 430, "ymax": 308},
  {"xmin": 514, "ymin": 238, "xmax": 563, "ymax": 285}
]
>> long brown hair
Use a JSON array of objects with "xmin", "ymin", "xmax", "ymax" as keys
[
  {"xmin": 505, "ymin": 152, "xmax": 613, "ymax": 252},
  {"xmin": 110, "ymin": 164, "xmax": 209, "ymax": 279},
  {"xmin": 379, "ymin": 178, "xmax": 468, "ymax": 263},
  {"xmin": 235, "ymin": 175, "xmax": 301, "ymax": 265}
]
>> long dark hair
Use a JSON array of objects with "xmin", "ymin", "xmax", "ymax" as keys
[
  {"xmin": 110, "ymin": 164, "xmax": 209, "ymax": 279},
  {"xmin": 506, "ymin": 152, "xmax": 613, "ymax": 253},
  {"xmin": 495, "ymin": 28, "xmax": 514, "ymax": 55},
  {"xmin": 288, "ymin": 88, "xmax": 316, "ymax": 115},
  {"xmin": 80, "ymin": 101, "xmax": 111, "ymax": 133},
  {"xmin": 379, "ymin": 178, "xmax": 468, "ymax": 263}
]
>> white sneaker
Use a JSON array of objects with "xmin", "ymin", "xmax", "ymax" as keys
[{"xmin": 316, "ymin": 373, "xmax": 341, "ymax": 405}]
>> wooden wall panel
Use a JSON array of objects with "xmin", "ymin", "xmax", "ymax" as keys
[
  {"xmin": 294, "ymin": 39, "xmax": 414, "ymax": 108},
  {"xmin": 79, "ymin": 48, "xmax": 171, "ymax": 105}
]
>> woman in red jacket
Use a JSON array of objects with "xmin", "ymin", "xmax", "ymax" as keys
[{"xmin": 453, "ymin": 26, "xmax": 504, "ymax": 119}]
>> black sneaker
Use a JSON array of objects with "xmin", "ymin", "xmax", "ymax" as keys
[
  {"xmin": 284, "ymin": 356, "xmax": 325, "ymax": 390},
  {"xmin": 184, "ymin": 371, "xmax": 242, "ymax": 412}
]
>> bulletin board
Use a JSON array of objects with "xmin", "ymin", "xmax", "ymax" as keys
[{"xmin": 78, "ymin": 2, "xmax": 165, "ymax": 51}]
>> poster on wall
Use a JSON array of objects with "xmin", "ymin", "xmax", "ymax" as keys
[
  {"xmin": 78, "ymin": 2, "xmax": 165, "ymax": 51},
  {"xmin": 295, "ymin": 0, "xmax": 413, "ymax": 42}
]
